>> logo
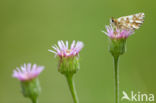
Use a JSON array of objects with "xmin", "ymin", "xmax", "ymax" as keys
[{"xmin": 121, "ymin": 91, "xmax": 155, "ymax": 102}]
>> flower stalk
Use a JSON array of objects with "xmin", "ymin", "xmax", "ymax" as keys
[
  {"xmin": 31, "ymin": 98, "xmax": 38, "ymax": 103},
  {"xmin": 65, "ymin": 73, "xmax": 79, "ymax": 103},
  {"xmin": 113, "ymin": 55, "xmax": 119, "ymax": 103},
  {"xmin": 109, "ymin": 38, "xmax": 127, "ymax": 103},
  {"xmin": 109, "ymin": 39, "xmax": 125, "ymax": 103}
]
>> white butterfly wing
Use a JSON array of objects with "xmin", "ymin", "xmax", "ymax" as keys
[{"xmin": 117, "ymin": 13, "xmax": 145, "ymax": 29}]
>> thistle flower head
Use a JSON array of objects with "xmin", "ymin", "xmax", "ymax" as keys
[
  {"xmin": 103, "ymin": 25, "xmax": 134, "ymax": 39},
  {"xmin": 13, "ymin": 63, "xmax": 44, "ymax": 81},
  {"xmin": 102, "ymin": 25, "xmax": 134, "ymax": 56},
  {"xmin": 49, "ymin": 40, "xmax": 84, "ymax": 74},
  {"xmin": 48, "ymin": 40, "xmax": 84, "ymax": 57}
]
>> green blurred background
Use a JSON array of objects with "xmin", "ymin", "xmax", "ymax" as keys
[{"xmin": 0, "ymin": 0, "xmax": 156, "ymax": 103}]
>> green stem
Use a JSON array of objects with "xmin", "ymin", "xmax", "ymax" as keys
[
  {"xmin": 65, "ymin": 74, "xmax": 79, "ymax": 103},
  {"xmin": 113, "ymin": 56, "xmax": 119, "ymax": 103},
  {"xmin": 31, "ymin": 97, "xmax": 38, "ymax": 103}
]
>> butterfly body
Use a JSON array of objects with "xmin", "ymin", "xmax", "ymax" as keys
[{"xmin": 110, "ymin": 13, "xmax": 145, "ymax": 30}]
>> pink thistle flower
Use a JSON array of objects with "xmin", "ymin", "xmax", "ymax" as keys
[
  {"xmin": 13, "ymin": 63, "xmax": 44, "ymax": 81},
  {"xmin": 102, "ymin": 25, "xmax": 134, "ymax": 39},
  {"xmin": 48, "ymin": 40, "xmax": 84, "ymax": 57}
]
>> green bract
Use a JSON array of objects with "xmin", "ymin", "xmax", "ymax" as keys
[
  {"xmin": 58, "ymin": 56, "xmax": 80, "ymax": 75},
  {"xmin": 109, "ymin": 38, "xmax": 127, "ymax": 57},
  {"xmin": 21, "ymin": 78, "xmax": 40, "ymax": 102}
]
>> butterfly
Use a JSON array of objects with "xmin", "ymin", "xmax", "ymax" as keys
[{"xmin": 110, "ymin": 13, "xmax": 145, "ymax": 30}]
